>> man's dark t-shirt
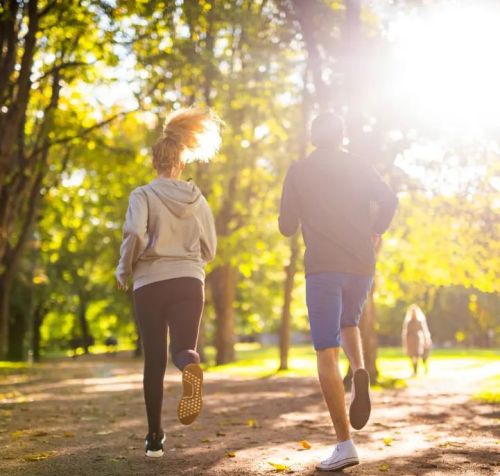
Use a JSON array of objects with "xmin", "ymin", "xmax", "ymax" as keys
[{"xmin": 279, "ymin": 148, "xmax": 398, "ymax": 277}]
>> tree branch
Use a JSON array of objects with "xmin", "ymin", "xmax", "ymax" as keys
[{"xmin": 29, "ymin": 108, "xmax": 138, "ymax": 157}]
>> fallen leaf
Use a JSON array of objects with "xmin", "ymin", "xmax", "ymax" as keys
[
  {"xmin": 383, "ymin": 436, "xmax": 393, "ymax": 446},
  {"xmin": 439, "ymin": 441, "xmax": 465, "ymax": 448},
  {"xmin": 24, "ymin": 451, "xmax": 55, "ymax": 462},
  {"xmin": 33, "ymin": 431, "xmax": 49, "ymax": 437},
  {"xmin": 246, "ymin": 419, "xmax": 258, "ymax": 428},
  {"xmin": 111, "ymin": 455, "xmax": 127, "ymax": 462},
  {"xmin": 201, "ymin": 438, "xmax": 211, "ymax": 443},
  {"xmin": 268, "ymin": 462, "xmax": 291, "ymax": 472},
  {"xmin": 10, "ymin": 430, "xmax": 28, "ymax": 439},
  {"xmin": 226, "ymin": 451, "xmax": 236, "ymax": 458},
  {"xmin": 299, "ymin": 440, "xmax": 311, "ymax": 449},
  {"xmin": 379, "ymin": 463, "xmax": 390, "ymax": 472},
  {"xmin": 64, "ymin": 432, "xmax": 75, "ymax": 438}
]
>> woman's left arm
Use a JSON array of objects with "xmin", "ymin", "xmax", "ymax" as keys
[
  {"xmin": 199, "ymin": 197, "xmax": 217, "ymax": 263},
  {"xmin": 115, "ymin": 189, "xmax": 148, "ymax": 290}
]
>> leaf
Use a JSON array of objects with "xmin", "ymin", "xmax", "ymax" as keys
[
  {"xmin": 299, "ymin": 440, "xmax": 311, "ymax": 449},
  {"xmin": 33, "ymin": 430, "xmax": 49, "ymax": 437},
  {"xmin": 268, "ymin": 462, "xmax": 291, "ymax": 472},
  {"xmin": 10, "ymin": 430, "xmax": 28, "ymax": 439},
  {"xmin": 111, "ymin": 455, "xmax": 127, "ymax": 462},
  {"xmin": 64, "ymin": 431, "xmax": 75, "ymax": 438},
  {"xmin": 383, "ymin": 436, "xmax": 393, "ymax": 446},
  {"xmin": 201, "ymin": 437, "xmax": 211, "ymax": 443},
  {"xmin": 226, "ymin": 451, "xmax": 236, "ymax": 458},
  {"xmin": 246, "ymin": 419, "xmax": 258, "ymax": 428},
  {"xmin": 439, "ymin": 441, "xmax": 465, "ymax": 448},
  {"xmin": 379, "ymin": 463, "xmax": 390, "ymax": 472},
  {"xmin": 24, "ymin": 451, "xmax": 55, "ymax": 462}
]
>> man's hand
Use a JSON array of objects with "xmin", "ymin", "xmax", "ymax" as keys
[{"xmin": 116, "ymin": 278, "xmax": 129, "ymax": 292}]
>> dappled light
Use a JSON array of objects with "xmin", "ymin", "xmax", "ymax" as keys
[{"xmin": 0, "ymin": 0, "xmax": 498, "ymax": 474}]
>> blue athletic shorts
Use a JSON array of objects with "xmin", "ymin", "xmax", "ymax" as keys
[{"xmin": 306, "ymin": 272, "xmax": 373, "ymax": 350}]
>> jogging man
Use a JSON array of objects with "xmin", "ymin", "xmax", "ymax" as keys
[{"xmin": 279, "ymin": 112, "xmax": 398, "ymax": 471}]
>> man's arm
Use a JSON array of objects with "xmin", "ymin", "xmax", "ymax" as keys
[
  {"xmin": 367, "ymin": 166, "xmax": 398, "ymax": 234},
  {"xmin": 279, "ymin": 163, "xmax": 300, "ymax": 237}
]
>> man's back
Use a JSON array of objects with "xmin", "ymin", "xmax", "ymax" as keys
[{"xmin": 279, "ymin": 148, "xmax": 398, "ymax": 277}]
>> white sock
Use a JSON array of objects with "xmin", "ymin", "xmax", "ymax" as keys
[{"xmin": 337, "ymin": 439, "xmax": 354, "ymax": 450}]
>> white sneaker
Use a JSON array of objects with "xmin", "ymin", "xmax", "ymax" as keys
[{"xmin": 316, "ymin": 441, "xmax": 359, "ymax": 471}]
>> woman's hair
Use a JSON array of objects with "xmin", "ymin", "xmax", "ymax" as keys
[
  {"xmin": 403, "ymin": 304, "xmax": 426, "ymax": 324},
  {"xmin": 152, "ymin": 107, "xmax": 222, "ymax": 173}
]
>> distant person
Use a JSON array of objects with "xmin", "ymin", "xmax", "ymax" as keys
[
  {"xmin": 115, "ymin": 107, "xmax": 219, "ymax": 458},
  {"xmin": 68, "ymin": 335, "xmax": 94, "ymax": 357},
  {"xmin": 104, "ymin": 335, "xmax": 118, "ymax": 355},
  {"xmin": 402, "ymin": 304, "xmax": 432, "ymax": 375},
  {"xmin": 279, "ymin": 112, "xmax": 398, "ymax": 471}
]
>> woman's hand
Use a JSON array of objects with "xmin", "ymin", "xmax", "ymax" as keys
[{"xmin": 116, "ymin": 278, "xmax": 129, "ymax": 291}]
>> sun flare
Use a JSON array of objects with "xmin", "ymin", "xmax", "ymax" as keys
[{"xmin": 388, "ymin": 2, "xmax": 500, "ymax": 136}]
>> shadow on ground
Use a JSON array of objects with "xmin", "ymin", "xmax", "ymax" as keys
[{"xmin": 1, "ymin": 356, "xmax": 498, "ymax": 475}]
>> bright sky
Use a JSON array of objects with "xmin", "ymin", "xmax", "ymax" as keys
[{"xmin": 386, "ymin": 1, "xmax": 500, "ymax": 138}]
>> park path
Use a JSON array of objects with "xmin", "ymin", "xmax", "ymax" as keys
[{"xmin": 0, "ymin": 355, "xmax": 498, "ymax": 476}]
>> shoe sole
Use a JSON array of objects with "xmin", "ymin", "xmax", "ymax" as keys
[
  {"xmin": 177, "ymin": 363, "xmax": 203, "ymax": 425},
  {"xmin": 316, "ymin": 458, "xmax": 359, "ymax": 471},
  {"xmin": 349, "ymin": 368, "xmax": 371, "ymax": 430},
  {"xmin": 145, "ymin": 434, "xmax": 166, "ymax": 458}
]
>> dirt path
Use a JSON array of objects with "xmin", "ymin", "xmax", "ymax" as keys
[{"xmin": 1, "ymin": 355, "xmax": 498, "ymax": 476}]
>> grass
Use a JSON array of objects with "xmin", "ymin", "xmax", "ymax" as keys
[
  {"xmin": 203, "ymin": 344, "xmax": 500, "ymax": 394},
  {"xmin": 473, "ymin": 374, "xmax": 500, "ymax": 404},
  {"xmin": 1, "ymin": 345, "xmax": 498, "ymax": 400}
]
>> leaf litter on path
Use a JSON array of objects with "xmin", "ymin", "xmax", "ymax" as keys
[
  {"xmin": 23, "ymin": 451, "xmax": 56, "ymax": 462},
  {"xmin": 268, "ymin": 461, "xmax": 291, "ymax": 472}
]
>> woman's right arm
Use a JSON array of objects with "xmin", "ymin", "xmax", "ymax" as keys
[{"xmin": 115, "ymin": 189, "xmax": 148, "ymax": 288}]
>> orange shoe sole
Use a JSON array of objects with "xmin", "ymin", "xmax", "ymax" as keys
[{"xmin": 177, "ymin": 363, "xmax": 203, "ymax": 425}]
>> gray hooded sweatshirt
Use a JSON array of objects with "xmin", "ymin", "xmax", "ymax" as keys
[{"xmin": 115, "ymin": 177, "xmax": 217, "ymax": 291}]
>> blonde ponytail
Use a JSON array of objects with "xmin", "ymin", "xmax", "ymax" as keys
[{"xmin": 152, "ymin": 107, "xmax": 222, "ymax": 173}]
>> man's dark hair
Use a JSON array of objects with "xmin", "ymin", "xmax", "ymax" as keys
[{"xmin": 311, "ymin": 112, "xmax": 345, "ymax": 148}]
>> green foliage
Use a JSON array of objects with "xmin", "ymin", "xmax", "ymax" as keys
[{"xmin": 5, "ymin": 0, "xmax": 500, "ymax": 359}]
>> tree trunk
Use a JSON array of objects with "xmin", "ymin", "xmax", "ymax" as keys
[
  {"xmin": 279, "ymin": 233, "xmax": 299, "ymax": 370},
  {"xmin": 77, "ymin": 296, "xmax": 91, "ymax": 354},
  {"xmin": 32, "ymin": 304, "xmax": 44, "ymax": 362},
  {"xmin": 7, "ymin": 306, "xmax": 26, "ymax": 361},
  {"xmin": 0, "ymin": 272, "xmax": 15, "ymax": 359},
  {"xmin": 211, "ymin": 264, "xmax": 236, "ymax": 365}
]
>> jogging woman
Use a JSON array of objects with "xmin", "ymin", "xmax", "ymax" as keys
[{"xmin": 115, "ymin": 107, "xmax": 219, "ymax": 457}]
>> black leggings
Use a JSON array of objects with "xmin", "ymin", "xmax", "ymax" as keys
[{"xmin": 134, "ymin": 277, "xmax": 204, "ymax": 434}]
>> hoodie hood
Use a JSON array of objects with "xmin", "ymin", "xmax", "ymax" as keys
[{"xmin": 148, "ymin": 177, "xmax": 202, "ymax": 217}]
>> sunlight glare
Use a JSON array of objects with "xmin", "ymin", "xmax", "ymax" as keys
[{"xmin": 389, "ymin": 3, "xmax": 500, "ymax": 136}]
